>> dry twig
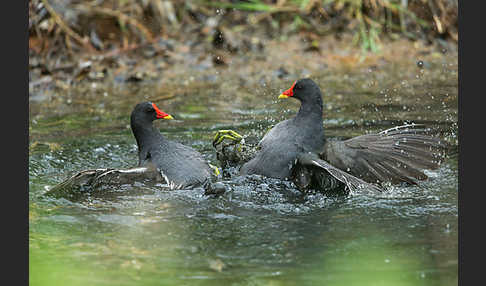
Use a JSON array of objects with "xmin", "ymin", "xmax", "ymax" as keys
[
  {"xmin": 40, "ymin": 0, "xmax": 92, "ymax": 50},
  {"xmin": 75, "ymin": 4, "xmax": 154, "ymax": 43}
]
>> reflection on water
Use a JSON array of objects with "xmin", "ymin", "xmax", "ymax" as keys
[{"xmin": 29, "ymin": 55, "xmax": 457, "ymax": 285}]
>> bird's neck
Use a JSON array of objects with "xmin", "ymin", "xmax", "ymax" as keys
[
  {"xmin": 295, "ymin": 98, "xmax": 325, "ymax": 151},
  {"xmin": 131, "ymin": 121, "xmax": 166, "ymax": 151},
  {"xmin": 296, "ymin": 99, "xmax": 323, "ymax": 122}
]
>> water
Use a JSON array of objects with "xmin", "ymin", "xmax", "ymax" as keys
[{"xmin": 29, "ymin": 53, "xmax": 458, "ymax": 285}]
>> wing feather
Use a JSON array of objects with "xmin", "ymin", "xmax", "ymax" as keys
[
  {"xmin": 322, "ymin": 124, "xmax": 447, "ymax": 184},
  {"xmin": 297, "ymin": 152, "xmax": 383, "ymax": 194}
]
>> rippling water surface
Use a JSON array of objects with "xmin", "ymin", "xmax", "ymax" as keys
[{"xmin": 29, "ymin": 54, "xmax": 458, "ymax": 285}]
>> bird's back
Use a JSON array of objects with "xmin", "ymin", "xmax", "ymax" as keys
[
  {"xmin": 240, "ymin": 118, "xmax": 323, "ymax": 179},
  {"xmin": 145, "ymin": 140, "xmax": 212, "ymax": 188}
]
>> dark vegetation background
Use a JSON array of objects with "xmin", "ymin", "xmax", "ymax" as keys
[{"xmin": 29, "ymin": 0, "xmax": 457, "ymax": 82}]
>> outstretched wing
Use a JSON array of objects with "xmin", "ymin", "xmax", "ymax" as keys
[
  {"xmin": 44, "ymin": 166, "xmax": 164, "ymax": 200},
  {"xmin": 297, "ymin": 152, "xmax": 383, "ymax": 193},
  {"xmin": 321, "ymin": 124, "xmax": 447, "ymax": 185}
]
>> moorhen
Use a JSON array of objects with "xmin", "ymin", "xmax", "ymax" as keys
[
  {"xmin": 47, "ymin": 102, "xmax": 218, "ymax": 199},
  {"xmin": 130, "ymin": 101, "xmax": 214, "ymax": 189},
  {"xmin": 213, "ymin": 78, "xmax": 447, "ymax": 193}
]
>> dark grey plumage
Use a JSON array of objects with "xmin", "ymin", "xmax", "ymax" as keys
[
  {"xmin": 240, "ymin": 78, "xmax": 325, "ymax": 179},
  {"xmin": 321, "ymin": 124, "xmax": 446, "ymax": 186},
  {"xmin": 130, "ymin": 102, "xmax": 212, "ymax": 189},
  {"xmin": 236, "ymin": 78, "xmax": 447, "ymax": 193}
]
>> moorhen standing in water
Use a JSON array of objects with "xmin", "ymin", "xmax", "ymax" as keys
[
  {"xmin": 47, "ymin": 102, "xmax": 219, "ymax": 199},
  {"xmin": 130, "ymin": 101, "xmax": 214, "ymax": 189},
  {"xmin": 213, "ymin": 78, "xmax": 447, "ymax": 193}
]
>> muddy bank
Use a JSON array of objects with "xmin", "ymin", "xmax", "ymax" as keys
[
  {"xmin": 29, "ymin": 33, "xmax": 457, "ymax": 142},
  {"xmin": 30, "ymin": 1, "xmax": 458, "ymax": 113},
  {"xmin": 29, "ymin": 32, "xmax": 457, "ymax": 103}
]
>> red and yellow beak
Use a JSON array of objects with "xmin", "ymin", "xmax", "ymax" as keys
[
  {"xmin": 152, "ymin": 103, "xmax": 174, "ymax": 120},
  {"xmin": 278, "ymin": 81, "xmax": 296, "ymax": 99}
]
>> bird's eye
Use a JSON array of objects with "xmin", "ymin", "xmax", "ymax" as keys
[{"xmin": 146, "ymin": 107, "xmax": 154, "ymax": 113}]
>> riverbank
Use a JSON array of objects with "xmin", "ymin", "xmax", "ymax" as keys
[{"xmin": 30, "ymin": 0, "xmax": 458, "ymax": 105}]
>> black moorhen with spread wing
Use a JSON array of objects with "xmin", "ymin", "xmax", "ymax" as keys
[
  {"xmin": 214, "ymin": 78, "xmax": 447, "ymax": 193},
  {"xmin": 130, "ymin": 101, "xmax": 214, "ymax": 189}
]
